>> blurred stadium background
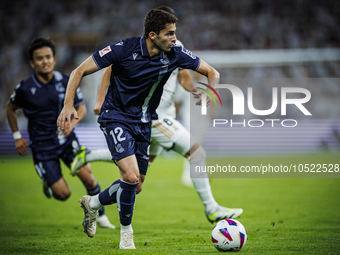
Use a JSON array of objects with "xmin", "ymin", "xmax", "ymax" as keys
[{"xmin": 0, "ymin": 0, "xmax": 340, "ymax": 155}]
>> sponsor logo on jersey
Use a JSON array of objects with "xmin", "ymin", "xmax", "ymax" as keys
[
  {"xmin": 99, "ymin": 46, "xmax": 112, "ymax": 57},
  {"xmin": 115, "ymin": 144, "xmax": 125, "ymax": 153},
  {"xmin": 30, "ymin": 87, "xmax": 37, "ymax": 95},
  {"xmin": 55, "ymin": 82, "xmax": 65, "ymax": 92},
  {"xmin": 160, "ymin": 54, "xmax": 170, "ymax": 65},
  {"xmin": 181, "ymin": 47, "xmax": 196, "ymax": 59}
]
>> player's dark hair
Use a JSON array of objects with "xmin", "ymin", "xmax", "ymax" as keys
[
  {"xmin": 155, "ymin": 6, "xmax": 175, "ymax": 16},
  {"xmin": 28, "ymin": 37, "xmax": 56, "ymax": 60},
  {"xmin": 144, "ymin": 9, "xmax": 178, "ymax": 38}
]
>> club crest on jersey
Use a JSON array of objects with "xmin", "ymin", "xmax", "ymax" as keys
[
  {"xmin": 160, "ymin": 54, "xmax": 170, "ymax": 65},
  {"xmin": 30, "ymin": 87, "xmax": 37, "ymax": 95},
  {"xmin": 132, "ymin": 53, "xmax": 138, "ymax": 60},
  {"xmin": 115, "ymin": 144, "xmax": 125, "ymax": 153},
  {"xmin": 99, "ymin": 46, "xmax": 112, "ymax": 57},
  {"xmin": 55, "ymin": 82, "xmax": 65, "ymax": 92}
]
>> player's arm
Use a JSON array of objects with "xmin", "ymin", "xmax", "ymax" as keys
[
  {"xmin": 196, "ymin": 59, "xmax": 220, "ymax": 82},
  {"xmin": 193, "ymin": 59, "xmax": 219, "ymax": 105},
  {"xmin": 93, "ymin": 66, "xmax": 111, "ymax": 115},
  {"xmin": 6, "ymin": 101, "xmax": 29, "ymax": 156},
  {"xmin": 177, "ymin": 69, "xmax": 192, "ymax": 92},
  {"xmin": 177, "ymin": 68, "xmax": 212, "ymax": 106},
  {"xmin": 62, "ymin": 102, "xmax": 87, "ymax": 137},
  {"xmin": 57, "ymin": 56, "xmax": 99, "ymax": 133}
]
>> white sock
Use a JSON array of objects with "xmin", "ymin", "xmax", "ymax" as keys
[
  {"xmin": 191, "ymin": 178, "xmax": 218, "ymax": 214},
  {"xmin": 190, "ymin": 146, "xmax": 218, "ymax": 213},
  {"xmin": 89, "ymin": 194, "xmax": 103, "ymax": 210},
  {"xmin": 121, "ymin": 224, "xmax": 133, "ymax": 233},
  {"xmin": 181, "ymin": 159, "xmax": 193, "ymax": 185},
  {"xmin": 86, "ymin": 149, "xmax": 112, "ymax": 162}
]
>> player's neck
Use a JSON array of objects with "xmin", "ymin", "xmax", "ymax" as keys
[
  {"xmin": 35, "ymin": 71, "xmax": 54, "ymax": 84},
  {"xmin": 145, "ymin": 38, "xmax": 161, "ymax": 58}
]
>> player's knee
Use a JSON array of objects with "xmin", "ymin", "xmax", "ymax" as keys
[
  {"xmin": 136, "ymin": 181, "xmax": 143, "ymax": 194},
  {"xmin": 54, "ymin": 190, "xmax": 71, "ymax": 201},
  {"xmin": 123, "ymin": 173, "xmax": 139, "ymax": 184},
  {"xmin": 78, "ymin": 170, "xmax": 98, "ymax": 189},
  {"xmin": 190, "ymin": 145, "xmax": 206, "ymax": 162},
  {"xmin": 84, "ymin": 179, "xmax": 98, "ymax": 190},
  {"xmin": 136, "ymin": 182, "xmax": 142, "ymax": 194}
]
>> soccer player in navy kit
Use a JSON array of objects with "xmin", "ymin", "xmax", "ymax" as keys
[
  {"xmin": 57, "ymin": 9, "xmax": 219, "ymax": 249},
  {"xmin": 6, "ymin": 37, "xmax": 114, "ymax": 229}
]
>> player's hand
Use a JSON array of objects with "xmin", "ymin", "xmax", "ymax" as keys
[
  {"xmin": 191, "ymin": 88, "xmax": 211, "ymax": 106},
  {"xmin": 15, "ymin": 138, "xmax": 29, "ymax": 156},
  {"xmin": 93, "ymin": 101, "xmax": 102, "ymax": 115},
  {"xmin": 57, "ymin": 105, "xmax": 78, "ymax": 135},
  {"xmin": 61, "ymin": 121, "xmax": 74, "ymax": 137}
]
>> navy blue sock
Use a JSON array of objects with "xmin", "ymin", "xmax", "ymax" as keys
[
  {"xmin": 98, "ymin": 179, "xmax": 121, "ymax": 205},
  {"xmin": 118, "ymin": 181, "xmax": 138, "ymax": 226},
  {"xmin": 87, "ymin": 184, "xmax": 104, "ymax": 216}
]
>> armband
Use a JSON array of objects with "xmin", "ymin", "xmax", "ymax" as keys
[{"xmin": 13, "ymin": 131, "xmax": 22, "ymax": 140}]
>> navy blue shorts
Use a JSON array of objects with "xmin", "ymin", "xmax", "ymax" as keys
[
  {"xmin": 32, "ymin": 134, "xmax": 81, "ymax": 186},
  {"xmin": 101, "ymin": 121, "xmax": 151, "ymax": 175}
]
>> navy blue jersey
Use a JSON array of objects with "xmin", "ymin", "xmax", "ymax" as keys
[
  {"xmin": 93, "ymin": 36, "xmax": 200, "ymax": 124},
  {"xmin": 10, "ymin": 71, "xmax": 84, "ymax": 152}
]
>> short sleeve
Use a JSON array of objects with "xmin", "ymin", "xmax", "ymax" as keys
[
  {"xmin": 74, "ymin": 87, "xmax": 84, "ymax": 107},
  {"xmin": 175, "ymin": 45, "xmax": 200, "ymax": 71},
  {"xmin": 92, "ymin": 40, "xmax": 126, "ymax": 70},
  {"xmin": 9, "ymin": 82, "xmax": 24, "ymax": 108}
]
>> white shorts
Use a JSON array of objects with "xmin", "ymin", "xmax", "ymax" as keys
[{"xmin": 150, "ymin": 116, "xmax": 196, "ymax": 156}]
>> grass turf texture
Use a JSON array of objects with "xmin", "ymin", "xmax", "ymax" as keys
[{"xmin": 0, "ymin": 152, "xmax": 339, "ymax": 254}]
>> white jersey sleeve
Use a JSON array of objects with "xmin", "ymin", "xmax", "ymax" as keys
[{"xmin": 156, "ymin": 40, "xmax": 184, "ymax": 119}]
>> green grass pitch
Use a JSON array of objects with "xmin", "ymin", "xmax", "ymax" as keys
[{"xmin": 0, "ymin": 152, "xmax": 339, "ymax": 254}]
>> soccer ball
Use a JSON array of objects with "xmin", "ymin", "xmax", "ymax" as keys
[{"xmin": 211, "ymin": 219, "xmax": 247, "ymax": 252}]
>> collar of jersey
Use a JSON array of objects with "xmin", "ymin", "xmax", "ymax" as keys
[
  {"xmin": 140, "ymin": 35, "xmax": 165, "ymax": 60},
  {"xmin": 32, "ymin": 72, "xmax": 54, "ymax": 87}
]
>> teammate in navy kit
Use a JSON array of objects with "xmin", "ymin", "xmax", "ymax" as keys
[
  {"xmin": 6, "ymin": 37, "xmax": 114, "ymax": 229},
  {"xmin": 57, "ymin": 9, "xmax": 219, "ymax": 249}
]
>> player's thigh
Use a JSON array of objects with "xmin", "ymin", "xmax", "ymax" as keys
[
  {"xmin": 101, "ymin": 122, "xmax": 137, "ymax": 162},
  {"xmin": 77, "ymin": 163, "xmax": 98, "ymax": 189},
  {"xmin": 33, "ymin": 154, "xmax": 63, "ymax": 187},
  {"xmin": 115, "ymin": 155, "xmax": 139, "ymax": 183},
  {"xmin": 50, "ymin": 177, "xmax": 71, "ymax": 199},
  {"xmin": 151, "ymin": 117, "xmax": 195, "ymax": 156},
  {"xmin": 102, "ymin": 122, "xmax": 150, "ymax": 181},
  {"xmin": 33, "ymin": 155, "xmax": 71, "ymax": 198}
]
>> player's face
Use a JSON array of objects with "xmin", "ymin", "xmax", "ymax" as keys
[
  {"xmin": 153, "ymin": 23, "xmax": 177, "ymax": 52},
  {"xmin": 30, "ymin": 46, "xmax": 56, "ymax": 75}
]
